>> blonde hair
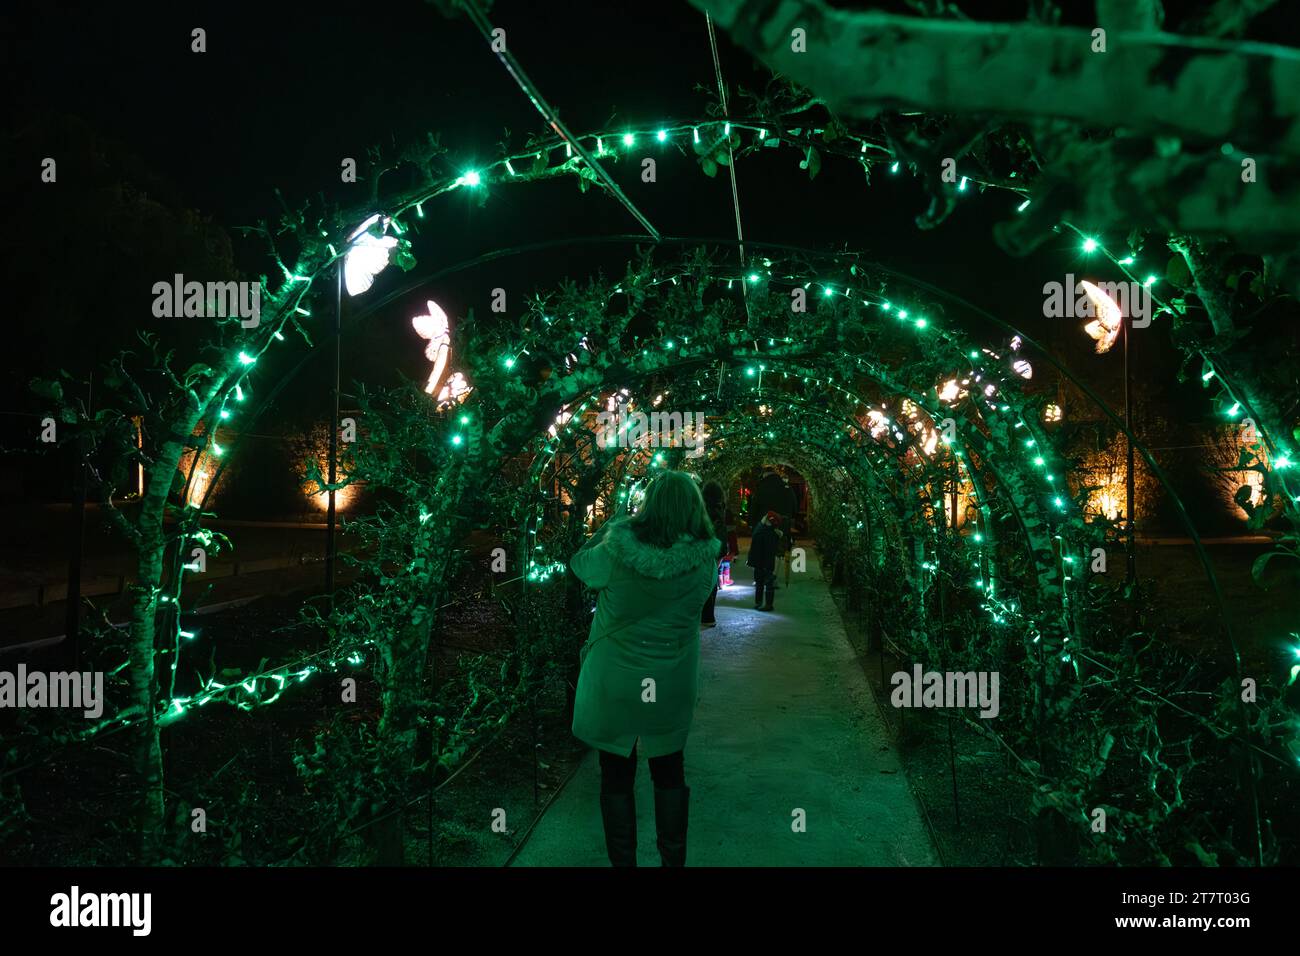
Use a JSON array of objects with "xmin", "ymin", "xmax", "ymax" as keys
[{"xmin": 628, "ymin": 470, "xmax": 713, "ymax": 548}]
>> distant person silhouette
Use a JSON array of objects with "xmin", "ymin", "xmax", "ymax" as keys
[{"xmin": 747, "ymin": 510, "xmax": 783, "ymax": 611}]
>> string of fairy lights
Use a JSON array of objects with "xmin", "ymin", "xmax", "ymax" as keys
[{"xmin": 74, "ymin": 112, "xmax": 1290, "ymax": 750}]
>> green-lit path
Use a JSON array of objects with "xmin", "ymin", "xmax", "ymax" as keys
[{"xmin": 510, "ymin": 551, "xmax": 939, "ymax": 866}]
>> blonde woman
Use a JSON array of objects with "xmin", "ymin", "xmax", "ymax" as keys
[{"xmin": 570, "ymin": 471, "xmax": 722, "ymax": 866}]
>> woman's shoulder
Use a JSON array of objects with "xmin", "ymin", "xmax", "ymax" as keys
[{"xmin": 604, "ymin": 523, "xmax": 719, "ymax": 580}]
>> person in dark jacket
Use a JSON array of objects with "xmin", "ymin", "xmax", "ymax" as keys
[
  {"xmin": 749, "ymin": 469, "xmax": 797, "ymax": 534},
  {"xmin": 747, "ymin": 510, "xmax": 783, "ymax": 611},
  {"xmin": 699, "ymin": 481, "xmax": 728, "ymax": 627}
]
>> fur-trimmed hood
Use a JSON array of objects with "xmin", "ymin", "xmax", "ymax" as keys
[{"xmin": 602, "ymin": 518, "xmax": 720, "ymax": 580}]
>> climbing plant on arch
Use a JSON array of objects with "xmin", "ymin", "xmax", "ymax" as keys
[{"xmin": 32, "ymin": 96, "xmax": 1300, "ymax": 863}]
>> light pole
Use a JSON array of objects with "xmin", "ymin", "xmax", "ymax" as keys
[
  {"xmin": 1122, "ymin": 312, "xmax": 1136, "ymax": 588},
  {"xmin": 325, "ymin": 258, "xmax": 341, "ymax": 597},
  {"xmin": 1080, "ymin": 275, "xmax": 1136, "ymax": 587}
]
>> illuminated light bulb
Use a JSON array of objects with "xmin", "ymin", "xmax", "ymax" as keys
[
  {"xmin": 460, "ymin": 414, "xmax": 470, "ymax": 425},
  {"xmin": 914, "ymin": 317, "xmax": 928, "ymax": 329},
  {"xmin": 238, "ymin": 351, "xmax": 255, "ymax": 366},
  {"xmin": 1118, "ymin": 255, "xmax": 1134, "ymax": 265},
  {"xmin": 458, "ymin": 170, "xmax": 482, "ymax": 186},
  {"xmin": 504, "ymin": 356, "xmax": 516, "ymax": 369},
  {"xmin": 219, "ymin": 409, "xmax": 230, "ymax": 420},
  {"xmin": 890, "ymin": 162, "xmax": 900, "ymax": 173},
  {"xmin": 212, "ymin": 442, "xmax": 224, "ymax": 457},
  {"xmin": 1143, "ymin": 274, "xmax": 1158, "ymax": 288},
  {"xmin": 824, "ymin": 287, "xmax": 834, "ymax": 297},
  {"xmin": 748, "ymin": 273, "xmax": 760, "ymax": 283},
  {"xmin": 451, "ymin": 434, "xmax": 463, "ymax": 446},
  {"xmin": 1013, "ymin": 359, "xmax": 1033, "ymax": 379},
  {"xmin": 622, "ymin": 133, "xmax": 634, "ymax": 146},
  {"xmin": 657, "ymin": 129, "xmax": 668, "ymax": 142},
  {"xmin": 897, "ymin": 309, "xmax": 908, "ymax": 320},
  {"xmin": 234, "ymin": 385, "xmax": 244, "ymax": 401},
  {"xmin": 723, "ymin": 122, "xmax": 731, "ymax": 135},
  {"xmin": 1082, "ymin": 237, "xmax": 1098, "ymax": 253},
  {"xmin": 958, "ymin": 176, "xmax": 968, "ymax": 191},
  {"xmin": 1226, "ymin": 402, "xmax": 1241, "ymax": 417},
  {"xmin": 1033, "ymin": 456, "xmax": 1046, "ymax": 467},
  {"xmin": 1017, "ymin": 199, "xmax": 1031, "ymax": 212}
]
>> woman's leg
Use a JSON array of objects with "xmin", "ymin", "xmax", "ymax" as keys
[
  {"xmin": 598, "ymin": 746, "xmax": 638, "ymax": 866},
  {"xmin": 648, "ymin": 750, "xmax": 689, "ymax": 866},
  {"xmin": 701, "ymin": 582, "xmax": 718, "ymax": 624},
  {"xmin": 647, "ymin": 750, "xmax": 685, "ymax": 789},
  {"xmin": 599, "ymin": 744, "xmax": 637, "ymax": 795}
]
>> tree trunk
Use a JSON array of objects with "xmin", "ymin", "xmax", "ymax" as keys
[
  {"xmin": 374, "ymin": 613, "xmax": 434, "ymax": 864},
  {"xmin": 130, "ymin": 443, "xmax": 186, "ymax": 861}
]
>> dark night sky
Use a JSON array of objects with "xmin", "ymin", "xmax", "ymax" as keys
[{"xmin": 6, "ymin": 0, "xmax": 1274, "ymax": 425}]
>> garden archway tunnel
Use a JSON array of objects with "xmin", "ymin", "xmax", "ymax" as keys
[
  {"xmin": 31, "ymin": 59, "xmax": 1298, "ymax": 867},
  {"xmin": 156, "ymin": 228, "xmax": 1273, "ymax": 866}
]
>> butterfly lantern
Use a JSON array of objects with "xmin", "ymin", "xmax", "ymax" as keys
[
  {"xmin": 1080, "ymin": 280, "xmax": 1123, "ymax": 354},
  {"xmin": 344, "ymin": 214, "xmax": 399, "ymax": 297},
  {"xmin": 412, "ymin": 300, "xmax": 473, "ymax": 408}
]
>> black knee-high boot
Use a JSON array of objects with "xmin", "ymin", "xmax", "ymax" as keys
[
  {"xmin": 653, "ymin": 787, "xmax": 690, "ymax": 866},
  {"xmin": 599, "ymin": 793, "xmax": 638, "ymax": 867}
]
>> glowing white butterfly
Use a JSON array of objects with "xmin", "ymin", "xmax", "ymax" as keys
[
  {"xmin": 344, "ymin": 215, "xmax": 398, "ymax": 297},
  {"xmin": 412, "ymin": 300, "xmax": 451, "ymax": 395},
  {"xmin": 1081, "ymin": 280, "xmax": 1122, "ymax": 354},
  {"xmin": 412, "ymin": 300, "xmax": 473, "ymax": 408}
]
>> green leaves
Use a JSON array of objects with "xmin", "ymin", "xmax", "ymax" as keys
[
  {"xmin": 30, "ymin": 377, "xmax": 64, "ymax": 403},
  {"xmin": 1250, "ymin": 548, "xmax": 1296, "ymax": 587},
  {"xmin": 693, "ymin": 123, "xmax": 737, "ymax": 179}
]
